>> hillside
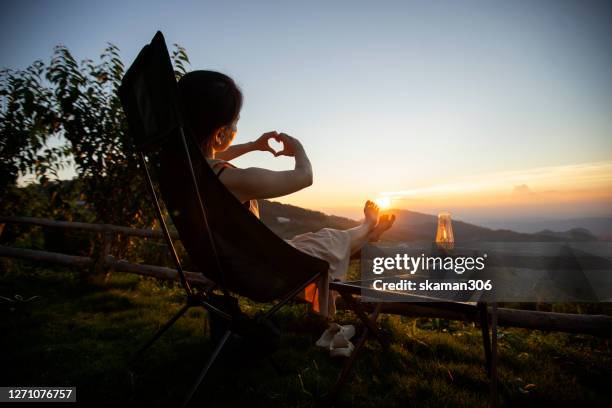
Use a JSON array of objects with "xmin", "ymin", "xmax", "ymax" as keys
[
  {"xmin": 482, "ymin": 217, "xmax": 612, "ymax": 240},
  {"xmin": 2, "ymin": 265, "xmax": 610, "ymax": 407},
  {"xmin": 258, "ymin": 200, "xmax": 359, "ymax": 238},
  {"xmin": 259, "ymin": 202, "xmax": 598, "ymax": 242},
  {"xmin": 382, "ymin": 209, "xmax": 598, "ymax": 242}
]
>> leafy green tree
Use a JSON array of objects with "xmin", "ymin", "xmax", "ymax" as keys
[
  {"xmin": 0, "ymin": 42, "xmax": 190, "ymax": 229},
  {"xmin": 0, "ymin": 62, "xmax": 66, "ymax": 216}
]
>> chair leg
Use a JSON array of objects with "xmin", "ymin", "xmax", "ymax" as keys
[
  {"xmin": 181, "ymin": 329, "xmax": 232, "ymax": 408},
  {"xmin": 478, "ymin": 302, "xmax": 492, "ymax": 378},
  {"xmin": 323, "ymin": 304, "xmax": 382, "ymax": 405},
  {"xmin": 490, "ymin": 303, "xmax": 499, "ymax": 407},
  {"xmin": 262, "ymin": 272, "xmax": 322, "ymax": 319},
  {"xmin": 131, "ymin": 303, "xmax": 192, "ymax": 364},
  {"xmin": 340, "ymin": 292, "xmax": 388, "ymax": 349}
]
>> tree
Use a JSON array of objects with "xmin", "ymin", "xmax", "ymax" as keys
[
  {"xmin": 0, "ymin": 62, "xmax": 66, "ymax": 215},
  {"xmin": 0, "ymin": 42, "xmax": 190, "ymax": 228}
]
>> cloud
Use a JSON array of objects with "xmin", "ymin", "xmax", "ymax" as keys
[
  {"xmin": 380, "ymin": 160, "xmax": 612, "ymax": 200},
  {"xmin": 513, "ymin": 184, "xmax": 533, "ymax": 194}
]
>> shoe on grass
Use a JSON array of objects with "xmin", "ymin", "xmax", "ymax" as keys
[
  {"xmin": 329, "ymin": 332, "xmax": 355, "ymax": 358},
  {"xmin": 316, "ymin": 323, "xmax": 355, "ymax": 348}
]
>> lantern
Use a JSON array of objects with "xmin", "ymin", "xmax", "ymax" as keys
[{"xmin": 435, "ymin": 212, "xmax": 454, "ymax": 250}]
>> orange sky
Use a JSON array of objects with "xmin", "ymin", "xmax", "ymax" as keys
[{"xmin": 275, "ymin": 160, "xmax": 612, "ymax": 221}]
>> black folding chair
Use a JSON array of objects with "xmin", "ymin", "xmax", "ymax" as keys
[{"xmin": 119, "ymin": 31, "xmax": 329, "ymax": 407}]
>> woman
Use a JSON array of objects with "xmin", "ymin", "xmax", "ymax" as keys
[{"xmin": 177, "ymin": 70, "xmax": 395, "ymax": 316}]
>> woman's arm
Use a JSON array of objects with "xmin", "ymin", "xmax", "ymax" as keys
[
  {"xmin": 214, "ymin": 141, "xmax": 254, "ymax": 161},
  {"xmin": 217, "ymin": 133, "xmax": 313, "ymax": 202},
  {"xmin": 214, "ymin": 132, "xmax": 278, "ymax": 161}
]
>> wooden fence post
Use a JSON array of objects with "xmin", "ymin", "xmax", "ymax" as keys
[{"xmin": 94, "ymin": 229, "xmax": 113, "ymax": 278}]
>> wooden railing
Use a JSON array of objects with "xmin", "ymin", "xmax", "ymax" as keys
[
  {"xmin": 1, "ymin": 216, "xmax": 611, "ymax": 337},
  {"xmin": 0, "ymin": 216, "xmax": 214, "ymax": 288}
]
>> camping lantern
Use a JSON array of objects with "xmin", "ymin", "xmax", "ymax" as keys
[{"xmin": 435, "ymin": 212, "xmax": 454, "ymax": 250}]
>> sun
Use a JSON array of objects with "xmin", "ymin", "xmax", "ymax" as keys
[{"xmin": 374, "ymin": 196, "xmax": 391, "ymax": 209}]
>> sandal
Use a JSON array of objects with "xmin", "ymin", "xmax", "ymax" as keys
[
  {"xmin": 329, "ymin": 332, "xmax": 355, "ymax": 358},
  {"xmin": 316, "ymin": 323, "xmax": 355, "ymax": 348}
]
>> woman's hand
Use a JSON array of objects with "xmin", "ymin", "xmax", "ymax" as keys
[
  {"xmin": 251, "ymin": 131, "xmax": 280, "ymax": 155},
  {"xmin": 273, "ymin": 132, "xmax": 306, "ymax": 157}
]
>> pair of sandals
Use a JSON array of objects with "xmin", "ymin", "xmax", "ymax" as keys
[{"xmin": 316, "ymin": 323, "xmax": 356, "ymax": 357}]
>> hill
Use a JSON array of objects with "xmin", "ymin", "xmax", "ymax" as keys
[
  {"xmin": 481, "ymin": 217, "xmax": 612, "ymax": 240},
  {"xmin": 382, "ymin": 209, "xmax": 598, "ymax": 242},
  {"xmin": 258, "ymin": 200, "xmax": 359, "ymax": 239},
  {"xmin": 3, "ymin": 265, "xmax": 610, "ymax": 406},
  {"xmin": 259, "ymin": 202, "xmax": 598, "ymax": 242}
]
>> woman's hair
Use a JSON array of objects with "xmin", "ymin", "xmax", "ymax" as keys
[{"xmin": 177, "ymin": 70, "xmax": 243, "ymax": 152}]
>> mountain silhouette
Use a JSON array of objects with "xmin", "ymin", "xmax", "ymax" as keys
[{"xmin": 259, "ymin": 202, "xmax": 598, "ymax": 242}]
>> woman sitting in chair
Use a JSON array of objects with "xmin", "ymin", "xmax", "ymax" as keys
[{"xmin": 177, "ymin": 70, "xmax": 395, "ymax": 316}]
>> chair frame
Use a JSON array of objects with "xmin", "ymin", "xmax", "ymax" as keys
[
  {"xmin": 121, "ymin": 35, "xmax": 323, "ymax": 405},
  {"xmin": 324, "ymin": 281, "xmax": 499, "ymax": 406},
  {"xmin": 129, "ymin": 127, "xmax": 322, "ymax": 407}
]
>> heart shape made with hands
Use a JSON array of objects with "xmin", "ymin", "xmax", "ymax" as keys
[{"xmin": 268, "ymin": 138, "xmax": 285, "ymax": 156}]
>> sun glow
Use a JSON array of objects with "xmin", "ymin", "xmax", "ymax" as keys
[{"xmin": 374, "ymin": 196, "xmax": 392, "ymax": 209}]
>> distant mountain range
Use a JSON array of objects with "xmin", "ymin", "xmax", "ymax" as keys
[
  {"xmin": 259, "ymin": 201, "xmax": 600, "ymax": 242},
  {"xmin": 474, "ymin": 217, "xmax": 612, "ymax": 240},
  {"xmin": 381, "ymin": 209, "xmax": 599, "ymax": 242}
]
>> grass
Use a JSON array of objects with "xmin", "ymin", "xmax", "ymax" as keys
[{"xmin": 1, "ymin": 260, "xmax": 611, "ymax": 407}]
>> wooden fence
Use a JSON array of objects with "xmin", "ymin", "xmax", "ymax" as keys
[
  {"xmin": 0, "ymin": 216, "xmax": 214, "ymax": 288},
  {"xmin": 1, "ymin": 216, "xmax": 611, "ymax": 337}
]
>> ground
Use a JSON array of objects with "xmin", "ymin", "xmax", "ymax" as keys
[{"xmin": 1, "ymin": 261, "xmax": 611, "ymax": 407}]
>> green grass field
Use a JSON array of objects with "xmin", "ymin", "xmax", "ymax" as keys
[{"xmin": 1, "ymin": 261, "xmax": 611, "ymax": 407}]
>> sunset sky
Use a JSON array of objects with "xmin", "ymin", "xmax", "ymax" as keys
[{"xmin": 2, "ymin": 0, "xmax": 612, "ymax": 224}]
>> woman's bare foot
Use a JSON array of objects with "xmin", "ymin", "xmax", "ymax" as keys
[
  {"xmin": 363, "ymin": 200, "xmax": 379, "ymax": 231},
  {"xmin": 369, "ymin": 214, "xmax": 396, "ymax": 242}
]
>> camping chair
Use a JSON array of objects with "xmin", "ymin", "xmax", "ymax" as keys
[{"xmin": 119, "ymin": 31, "xmax": 329, "ymax": 407}]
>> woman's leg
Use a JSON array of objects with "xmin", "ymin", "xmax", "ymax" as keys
[
  {"xmin": 347, "ymin": 222, "xmax": 374, "ymax": 254},
  {"xmin": 346, "ymin": 201, "xmax": 379, "ymax": 254}
]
